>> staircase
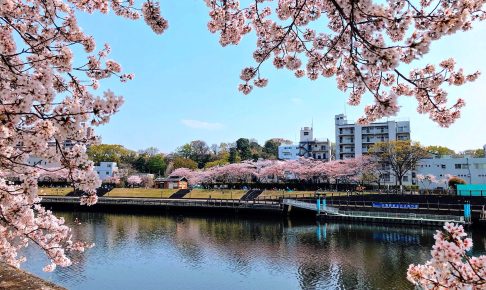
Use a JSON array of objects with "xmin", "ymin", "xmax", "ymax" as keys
[
  {"xmin": 240, "ymin": 189, "xmax": 263, "ymax": 201},
  {"xmin": 169, "ymin": 189, "xmax": 191, "ymax": 199}
]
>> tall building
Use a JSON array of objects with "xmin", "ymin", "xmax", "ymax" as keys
[
  {"xmin": 335, "ymin": 114, "xmax": 410, "ymax": 160},
  {"xmin": 278, "ymin": 127, "xmax": 331, "ymax": 161}
]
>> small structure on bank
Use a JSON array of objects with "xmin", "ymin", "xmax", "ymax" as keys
[
  {"xmin": 457, "ymin": 184, "xmax": 486, "ymax": 197},
  {"xmin": 155, "ymin": 176, "xmax": 188, "ymax": 189}
]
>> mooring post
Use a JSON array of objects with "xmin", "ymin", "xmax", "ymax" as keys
[
  {"xmin": 317, "ymin": 198, "xmax": 321, "ymax": 214},
  {"xmin": 464, "ymin": 203, "xmax": 471, "ymax": 223},
  {"xmin": 321, "ymin": 198, "xmax": 326, "ymax": 210}
]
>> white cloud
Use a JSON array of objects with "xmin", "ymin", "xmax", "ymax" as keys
[{"xmin": 181, "ymin": 119, "xmax": 224, "ymax": 130}]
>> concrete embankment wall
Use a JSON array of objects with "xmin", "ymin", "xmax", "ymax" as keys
[
  {"xmin": 0, "ymin": 262, "xmax": 65, "ymax": 290},
  {"xmin": 40, "ymin": 197, "xmax": 286, "ymax": 218}
]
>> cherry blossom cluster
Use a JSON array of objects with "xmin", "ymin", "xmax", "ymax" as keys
[
  {"xmin": 127, "ymin": 175, "xmax": 143, "ymax": 186},
  {"xmin": 408, "ymin": 223, "xmax": 486, "ymax": 289},
  {"xmin": 0, "ymin": 0, "xmax": 167, "ymax": 271},
  {"xmin": 171, "ymin": 156, "xmax": 374, "ymax": 185},
  {"xmin": 205, "ymin": 0, "xmax": 485, "ymax": 127},
  {"xmin": 103, "ymin": 176, "xmax": 121, "ymax": 185}
]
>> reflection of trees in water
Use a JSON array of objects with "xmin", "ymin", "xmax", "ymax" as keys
[{"xmin": 54, "ymin": 211, "xmax": 449, "ymax": 289}]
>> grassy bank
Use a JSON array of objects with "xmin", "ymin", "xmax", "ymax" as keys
[
  {"xmin": 105, "ymin": 188, "xmax": 177, "ymax": 198},
  {"xmin": 184, "ymin": 189, "xmax": 246, "ymax": 199},
  {"xmin": 39, "ymin": 187, "xmax": 72, "ymax": 196}
]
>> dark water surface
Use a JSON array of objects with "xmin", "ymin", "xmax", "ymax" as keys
[{"xmin": 20, "ymin": 212, "xmax": 486, "ymax": 290}]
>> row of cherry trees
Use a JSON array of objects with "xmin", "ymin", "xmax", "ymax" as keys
[{"xmin": 171, "ymin": 156, "xmax": 374, "ymax": 186}]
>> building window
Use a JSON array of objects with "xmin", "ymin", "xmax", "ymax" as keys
[
  {"xmin": 304, "ymin": 132, "xmax": 309, "ymax": 136},
  {"xmin": 455, "ymin": 164, "xmax": 461, "ymax": 169},
  {"xmin": 403, "ymin": 176, "xmax": 409, "ymax": 182},
  {"xmin": 474, "ymin": 163, "xmax": 486, "ymax": 169},
  {"xmin": 441, "ymin": 164, "xmax": 446, "ymax": 169}
]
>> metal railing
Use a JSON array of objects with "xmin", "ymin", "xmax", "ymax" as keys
[
  {"xmin": 41, "ymin": 196, "xmax": 280, "ymax": 209},
  {"xmin": 282, "ymin": 199, "xmax": 340, "ymax": 214},
  {"xmin": 338, "ymin": 210, "xmax": 465, "ymax": 223},
  {"xmin": 282, "ymin": 198, "xmax": 465, "ymax": 223}
]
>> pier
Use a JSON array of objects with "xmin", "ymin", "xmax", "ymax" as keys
[{"xmin": 282, "ymin": 199, "xmax": 467, "ymax": 226}]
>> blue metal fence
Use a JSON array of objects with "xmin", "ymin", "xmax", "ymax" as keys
[{"xmin": 457, "ymin": 184, "xmax": 486, "ymax": 197}]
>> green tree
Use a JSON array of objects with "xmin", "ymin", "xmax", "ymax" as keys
[
  {"xmin": 426, "ymin": 145, "xmax": 455, "ymax": 156},
  {"xmin": 460, "ymin": 148, "xmax": 485, "ymax": 158},
  {"xmin": 189, "ymin": 140, "xmax": 211, "ymax": 168},
  {"xmin": 176, "ymin": 143, "xmax": 193, "ymax": 159},
  {"xmin": 228, "ymin": 147, "xmax": 241, "ymax": 164},
  {"xmin": 204, "ymin": 156, "xmax": 229, "ymax": 168},
  {"xmin": 370, "ymin": 140, "xmax": 429, "ymax": 187},
  {"xmin": 249, "ymin": 140, "xmax": 263, "ymax": 160},
  {"xmin": 172, "ymin": 157, "xmax": 198, "ymax": 170},
  {"xmin": 262, "ymin": 138, "xmax": 293, "ymax": 159},
  {"xmin": 146, "ymin": 154, "xmax": 166, "ymax": 175},
  {"xmin": 236, "ymin": 138, "xmax": 252, "ymax": 160},
  {"xmin": 87, "ymin": 144, "xmax": 136, "ymax": 166},
  {"xmin": 133, "ymin": 154, "xmax": 149, "ymax": 173}
]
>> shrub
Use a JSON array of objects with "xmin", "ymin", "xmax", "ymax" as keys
[{"xmin": 448, "ymin": 176, "xmax": 466, "ymax": 189}]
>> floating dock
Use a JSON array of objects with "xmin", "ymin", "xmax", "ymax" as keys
[{"xmin": 282, "ymin": 199, "xmax": 468, "ymax": 226}]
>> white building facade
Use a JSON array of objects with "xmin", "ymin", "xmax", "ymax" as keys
[
  {"xmin": 94, "ymin": 162, "xmax": 118, "ymax": 181},
  {"xmin": 335, "ymin": 114, "xmax": 412, "ymax": 185},
  {"xmin": 278, "ymin": 127, "xmax": 332, "ymax": 161},
  {"xmin": 335, "ymin": 114, "xmax": 411, "ymax": 159},
  {"xmin": 278, "ymin": 145, "xmax": 300, "ymax": 160},
  {"xmin": 299, "ymin": 127, "xmax": 332, "ymax": 161},
  {"xmin": 417, "ymin": 156, "xmax": 486, "ymax": 189}
]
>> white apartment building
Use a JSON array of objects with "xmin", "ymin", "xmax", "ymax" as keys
[
  {"xmin": 417, "ymin": 155, "xmax": 486, "ymax": 189},
  {"xmin": 94, "ymin": 162, "xmax": 118, "ymax": 181},
  {"xmin": 278, "ymin": 127, "xmax": 332, "ymax": 161},
  {"xmin": 335, "ymin": 114, "xmax": 412, "ymax": 185},
  {"xmin": 278, "ymin": 145, "xmax": 300, "ymax": 160},
  {"xmin": 335, "ymin": 114, "xmax": 411, "ymax": 159}
]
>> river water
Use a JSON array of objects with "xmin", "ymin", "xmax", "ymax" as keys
[{"xmin": 20, "ymin": 212, "xmax": 486, "ymax": 290}]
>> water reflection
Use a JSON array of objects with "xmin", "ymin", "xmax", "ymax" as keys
[{"xmin": 20, "ymin": 212, "xmax": 485, "ymax": 290}]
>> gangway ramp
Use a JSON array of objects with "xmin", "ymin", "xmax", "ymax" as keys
[{"xmin": 282, "ymin": 199, "xmax": 467, "ymax": 225}]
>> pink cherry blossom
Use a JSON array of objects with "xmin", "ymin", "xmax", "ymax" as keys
[
  {"xmin": 205, "ymin": 0, "xmax": 485, "ymax": 127},
  {"xmin": 127, "ymin": 175, "xmax": 143, "ymax": 186},
  {"xmin": 0, "ymin": 0, "xmax": 168, "ymax": 271},
  {"xmin": 408, "ymin": 223, "xmax": 486, "ymax": 289}
]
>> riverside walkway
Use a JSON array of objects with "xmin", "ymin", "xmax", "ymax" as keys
[
  {"xmin": 282, "ymin": 199, "xmax": 467, "ymax": 225},
  {"xmin": 41, "ymin": 196, "xmax": 281, "ymax": 213}
]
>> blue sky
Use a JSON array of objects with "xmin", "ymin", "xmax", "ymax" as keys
[{"xmin": 79, "ymin": 1, "xmax": 486, "ymax": 153}]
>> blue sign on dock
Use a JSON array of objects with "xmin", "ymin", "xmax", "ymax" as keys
[{"xmin": 372, "ymin": 202, "xmax": 419, "ymax": 209}]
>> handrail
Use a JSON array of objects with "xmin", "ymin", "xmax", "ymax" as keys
[
  {"xmin": 40, "ymin": 196, "xmax": 280, "ymax": 208},
  {"xmin": 282, "ymin": 198, "xmax": 465, "ymax": 223}
]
